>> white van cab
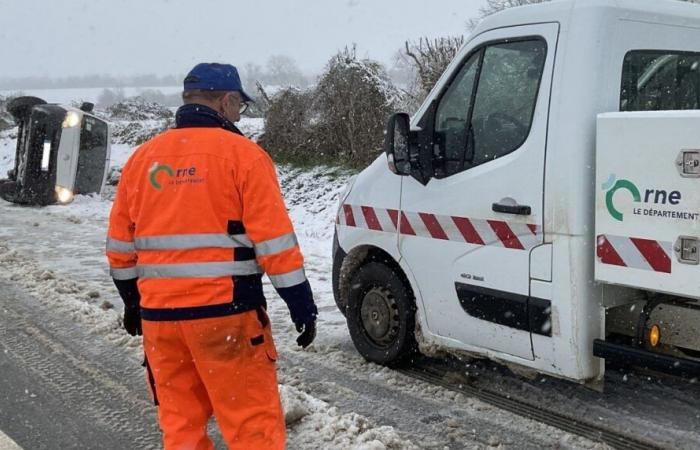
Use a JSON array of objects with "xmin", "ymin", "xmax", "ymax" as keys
[{"xmin": 332, "ymin": 0, "xmax": 700, "ymax": 383}]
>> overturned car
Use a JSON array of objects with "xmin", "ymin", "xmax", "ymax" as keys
[{"xmin": 0, "ymin": 96, "xmax": 110, "ymax": 205}]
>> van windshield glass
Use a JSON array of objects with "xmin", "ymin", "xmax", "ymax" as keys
[{"xmin": 621, "ymin": 50, "xmax": 700, "ymax": 111}]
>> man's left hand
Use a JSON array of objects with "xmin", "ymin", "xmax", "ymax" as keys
[{"xmin": 295, "ymin": 321, "xmax": 316, "ymax": 348}]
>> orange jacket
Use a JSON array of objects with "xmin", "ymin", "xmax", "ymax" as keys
[{"xmin": 106, "ymin": 111, "xmax": 315, "ymax": 323}]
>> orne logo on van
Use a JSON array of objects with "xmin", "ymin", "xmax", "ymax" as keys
[
  {"xmin": 602, "ymin": 175, "xmax": 641, "ymax": 221},
  {"xmin": 602, "ymin": 174, "xmax": 690, "ymax": 222}
]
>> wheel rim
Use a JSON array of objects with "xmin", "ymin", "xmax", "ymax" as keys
[{"xmin": 359, "ymin": 286, "xmax": 399, "ymax": 348}]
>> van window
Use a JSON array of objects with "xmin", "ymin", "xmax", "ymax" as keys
[
  {"xmin": 434, "ymin": 52, "xmax": 480, "ymax": 177},
  {"xmin": 621, "ymin": 50, "xmax": 700, "ymax": 111},
  {"xmin": 470, "ymin": 40, "xmax": 546, "ymax": 167},
  {"xmin": 433, "ymin": 39, "xmax": 546, "ymax": 177}
]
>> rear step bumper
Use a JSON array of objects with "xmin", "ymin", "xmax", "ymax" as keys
[{"xmin": 594, "ymin": 339, "xmax": 700, "ymax": 378}]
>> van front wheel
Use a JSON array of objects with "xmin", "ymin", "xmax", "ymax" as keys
[{"xmin": 346, "ymin": 261, "xmax": 417, "ymax": 366}]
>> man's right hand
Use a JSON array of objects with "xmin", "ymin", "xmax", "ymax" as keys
[
  {"xmin": 123, "ymin": 306, "xmax": 142, "ymax": 336},
  {"xmin": 295, "ymin": 320, "xmax": 316, "ymax": 348}
]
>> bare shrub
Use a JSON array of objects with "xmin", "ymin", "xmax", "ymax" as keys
[
  {"xmin": 107, "ymin": 97, "xmax": 174, "ymax": 145},
  {"xmin": 404, "ymin": 36, "xmax": 465, "ymax": 96},
  {"xmin": 111, "ymin": 121, "xmax": 172, "ymax": 146},
  {"xmin": 261, "ymin": 47, "xmax": 403, "ymax": 167},
  {"xmin": 106, "ymin": 97, "xmax": 173, "ymax": 121},
  {"xmin": 313, "ymin": 46, "xmax": 403, "ymax": 166},
  {"xmin": 258, "ymin": 87, "xmax": 318, "ymax": 161}
]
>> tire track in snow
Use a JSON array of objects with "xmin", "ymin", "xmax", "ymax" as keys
[{"xmin": 277, "ymin": 350, "xmax": 608, "ymax": 450}]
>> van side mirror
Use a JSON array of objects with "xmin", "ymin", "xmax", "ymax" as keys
[{"xmin": 384, "ymin": 113, "xmax": 412, "ymax": 176}]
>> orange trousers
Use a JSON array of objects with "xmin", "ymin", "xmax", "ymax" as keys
[{"xmin": 142, "ymin": 310, "xmax": 285, "ymax": 450}]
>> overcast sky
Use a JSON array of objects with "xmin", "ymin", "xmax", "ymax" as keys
[{"xmin": 0, "ymin": 0, "xmax": 485, "ymax": 79}]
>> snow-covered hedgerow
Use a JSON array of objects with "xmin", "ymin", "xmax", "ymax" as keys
[
  {"xmin": 106, "ymin": 97, "xmax": 174, "ymax": 146},
  {"xmin": 262, "ymin": 47, "xmax": 404, "ymax": 168},
  {"xmin": 314, "ymin": 47, "xmax": 403, "ymax": 165}
]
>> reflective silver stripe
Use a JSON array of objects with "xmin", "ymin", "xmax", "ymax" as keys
[
  {"xmin": 269, "ymin": 268, "xmax": 307, "ymax": 289},
  {"xmin": 106, "ymin": 237, "xmax": 135, "ymax": 254},
  {"xmin": 110, "ymin": 266, "xmax": 138, "ymax": 280},
  {"xmin": 230, "ymin": 234, "xmax": 253, "ymax": 248},
  {"xmin": 255, "ymin": 232, "xmax": 298, "ymax": 256},
  {"xmin": 137, "ymin": 261, "xmax": 262, "ymax": 279},
  {"xmin": 135, "ymin": 233, "xmax": 253, "ymax": 251}
]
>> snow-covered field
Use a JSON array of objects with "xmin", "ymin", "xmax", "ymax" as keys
[
  {"xmin": 0, "ymin": 110, "xmax": 616, "ymax": 449},
  {"xmin": 0, "ymin": 86, "xmax": 182, "ymax": 105}
]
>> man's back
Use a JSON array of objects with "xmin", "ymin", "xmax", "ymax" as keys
[{"xmin": 111, "ymin": 126, "xmax": 300, "ymax": 311}]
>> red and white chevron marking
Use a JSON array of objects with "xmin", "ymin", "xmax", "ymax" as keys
[
  {"xmin": 337, "ymin": 204, "xmax": 541, "ymax": 250},
  {"xmin": 596, "ymin": 234, "xmax": 672, "ymax": 274}
]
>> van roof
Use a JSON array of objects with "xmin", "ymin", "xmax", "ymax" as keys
[{"xmin": 472, "ymin": 0, "xmax": 700, "ymax": 36}]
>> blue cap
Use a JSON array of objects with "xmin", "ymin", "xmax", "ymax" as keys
[{"xmin": 183, "ymin": 63, "xmax": 253, "ymax": 102}]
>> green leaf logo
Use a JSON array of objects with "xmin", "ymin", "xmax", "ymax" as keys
[
  {"xmin": 149, "ymin": 163, "xmax": 174, "ymax": 190},
  {"xmin": 604, "ymin": 175, "xmax": 641, "ymax": 222}
]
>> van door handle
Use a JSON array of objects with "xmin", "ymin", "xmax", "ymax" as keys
[{"xmin": 492, "ymin": 202, "xmax": 531, "ymax": 215}]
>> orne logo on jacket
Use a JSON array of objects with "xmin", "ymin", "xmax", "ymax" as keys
[{"xmin": 148, "ymin": 162, "xmax": 204, "ymax": 190}]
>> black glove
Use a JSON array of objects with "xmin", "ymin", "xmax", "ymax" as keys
[
  {"xmin": 276, "ymin": 279, "xmax": 318, "ymax": 348},
  {"xmin": 295, "ymin": 320, "xmax": 316, "ymax": 348},
  {"xmin": 123, "ymin": 306, "xmax": 142, "ymax": 336},
  {"xmin": 113, "ymin": 278, "xmax": 142, "ymax": 337}
]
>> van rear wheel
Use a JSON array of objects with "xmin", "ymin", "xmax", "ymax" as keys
[
  {"xmin": 7, "ymin": 96, "xmax": 46, "ymax": 122},
  {"xmin": 346, "ymin": 261, "xmax": 417, "ymax": 366}
]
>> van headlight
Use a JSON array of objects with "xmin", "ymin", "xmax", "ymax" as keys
[
  {"xmin": 55, "ymin": 186, "xmax": 74, "ymax": 204},
  {"xmin": 62, "ymin": 111, "xmax": 81, "ymax": 128}
]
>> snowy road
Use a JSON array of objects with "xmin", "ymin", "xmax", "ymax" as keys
[{"xmin": 0, "ymin": 279, "xmax": 161, "ymax": 449}]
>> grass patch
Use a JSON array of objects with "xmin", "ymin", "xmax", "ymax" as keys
[{"xmin": 269, "ymin": 152, "xmax": 363, "ymax": 178}]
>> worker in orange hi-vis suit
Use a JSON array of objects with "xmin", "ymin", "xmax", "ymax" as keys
[{"xmin": 105, "ymin": 63, "xmax": 318, "ymax": 450}]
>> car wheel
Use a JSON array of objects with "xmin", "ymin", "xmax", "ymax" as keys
[
  {"xmin": 7, "ymin": 96, "xmax": 46, "ymax": 122},
  {"xmin": 346, "ymin": 261, "xmax": 417, "ymax": 366}
]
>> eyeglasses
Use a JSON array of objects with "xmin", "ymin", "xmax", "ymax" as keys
[{"xmin": 228, "ymin": 93, "xmax": 250, "ymax": 115}]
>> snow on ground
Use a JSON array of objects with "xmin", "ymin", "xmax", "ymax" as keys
[
  {"xmin": 0, "ymin": 129, "xmax": 16, "ymax": 178},
  {"xmin": 0, "ymin": 114, "xmax": 608, "ymax": 449}
]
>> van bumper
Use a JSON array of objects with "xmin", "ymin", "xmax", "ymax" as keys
[{"xmin": 593, "ymin": 339, "xmax": 700, "ymax": 378}]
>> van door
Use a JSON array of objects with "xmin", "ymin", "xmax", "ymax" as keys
[{"xmin": 398, "ymin": 23, "xmax": 558, "ymax": 360}]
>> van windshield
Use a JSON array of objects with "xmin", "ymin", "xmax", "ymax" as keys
[{"xmin": 621, "ymin": 50, "xmax": 700, "ymax": 111}]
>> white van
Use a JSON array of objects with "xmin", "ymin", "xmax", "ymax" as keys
[{"xmin": 332, "ymin": 0, "xmax": 700, "ymax": 383}]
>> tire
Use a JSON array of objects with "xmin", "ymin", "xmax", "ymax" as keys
[
  {"xmin": 7, "ymin": 96, "xmax": 46, "ymax": 122},
  {"xmin": 0, "ymin": 180, "xmax": 22, "ymax": 203},
  {"xmin": 346, "ymin": 261, "xmax": 417, "ymax": 366}
]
